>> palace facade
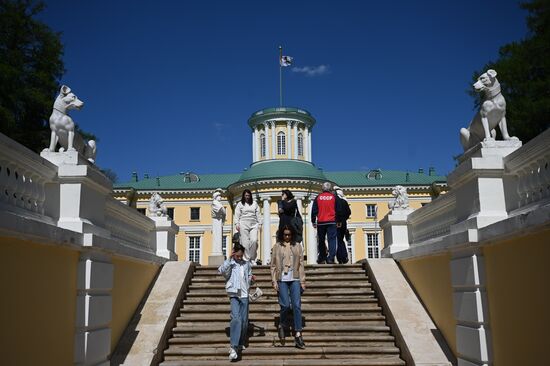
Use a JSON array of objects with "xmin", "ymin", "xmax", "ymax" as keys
[{"xmin": 113, "ymin": 107, "xmax": 447, "ymax": 264}]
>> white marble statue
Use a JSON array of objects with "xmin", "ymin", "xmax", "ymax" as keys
[
  {"xmin": 211, "ymin": 190, "xmax": 226, "ymax": 257},
  {"xmin": 148, "ymin": 192, "xmax": 167, "ymax": 217},
  {"xmin": 388, "ymin": 185, "xmax": 409, "ymax": 210},
  {"xmin": 43, "ymin": 85, "xmax": 97, "ymax": 163},
  {"xmin": 460, "ymin": 69, "xmax": 518, "ymax": 151}
]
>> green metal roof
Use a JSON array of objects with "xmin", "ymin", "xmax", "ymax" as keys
[
  {"xmin": 324, "ymin": 170, "xmax": 446, "ymax": 187},
  {"xmin": 115, "ymin": 165, "xmax": 446, "ymax": 191},
  {"xmin": 248, "ymin": 107, "xmax": 316, "ymax": 128},
  {"xmin": 236, "ymin": 160, "xmax": 326, "ymax": 183},
  {"xmin": 114, "ymin": 173, "xmax": 241, "ymax": 190}
]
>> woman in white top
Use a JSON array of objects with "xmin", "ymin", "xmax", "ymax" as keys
[{"xmin": 234, "ymin": 189, "xmax": 262, "ymax": 263}]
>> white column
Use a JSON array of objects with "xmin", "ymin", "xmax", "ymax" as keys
[
  {"xmin": 293, "ymin": 123, "xmax": 298, "ymax": 159},
  {"xmin": 308, "ymin": 127, "xmax": 312, "ymax": 162},
  {"xmin": 306, "ymin": 198, "xmax": 317, "ymax": 264},
  {"xmin": 74, "ymin": 253, "xmax": 112, "ymax": 366},
  {"xmin": 451, "ymin": 249, "xmax": 493, "ymax": 365},
  {"xmin": 271, "ymin": 121, "xmax": 277, "ymax": 159},
  {"xmin": 262, "ymin": 196, "xmax": 272, "ymax": 264},
  {"xmin": 252, "ymin": 127, "xmax": 256, "ymax": 162},
  {"xmin": 286, "ymin": 121, "xmax": 292, "ymax": 159},
  {"xmin": 255, "ymin": 127, "xmax": 260, "ymax": 162}
]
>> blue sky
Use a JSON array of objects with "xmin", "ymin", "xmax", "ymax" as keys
[{"xmin": 39, "ymin": 1, "xmax": 528, "ymax": 182}]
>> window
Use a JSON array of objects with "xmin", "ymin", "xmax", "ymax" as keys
[
  {"xmin": 222, "ymin": 235, "xmax": 228, "ymax": 258},
  {"xmin": 277, "ymin": 132, "xmax": 286, "ymax": 155},
  {"xmin": 297, "ymin": 133, "xmax": 304, "ymax": 156},
  {"xmin": 167, "ymin": 207, "xmax": 174, "ymax": 220},
  {"xmin": 137, "ymin": 208, "xmax": 146, "ymax": 215},
  {"xmin": 366, "ymin": 233, "xmax": 380, "ymax": 259},
  {"xmin": 188, "ymin": 236, "xmax": 201, "ymax": 262},
  {"xmin": 190, "ymin": 207, "xmax": 200, "ymax": 221},
  {"xmin": 366, "ymin": 204, "xmax": 377, "ymax": 218},
  {"xmin": 260, "ymin": 133, "xmax": 266, "ymax": 157}
]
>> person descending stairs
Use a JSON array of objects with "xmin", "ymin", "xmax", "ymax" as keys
[{"xmin": 160, "ymin": 263, "xmax": 406, "ymax": 365}]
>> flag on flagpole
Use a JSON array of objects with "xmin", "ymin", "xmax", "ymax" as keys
[{"xmin": 280, "ymin": 55, "xmax": 293, "ymax": 67}]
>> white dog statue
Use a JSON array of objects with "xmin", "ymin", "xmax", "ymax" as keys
[
  {"xmin": 44, "ymin": 85, "xmax": 97, "ymax": 163},
  {"xmin": 388, "ymin": 185, "xmax": 409, "ymax": 210},
  {"xmin": 460, "ymin": 69, "xmax": 518, "ymax": 151},
  {"xmin": 148, "ymin": 193, "xmax": 167, "ymax": 217}
]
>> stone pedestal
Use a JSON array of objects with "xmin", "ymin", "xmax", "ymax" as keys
[
  {"xmin": 41, "ymin": 150, "xmax": 112, "ymax": 236},
  {"xmin": 449, "ymin": 140, "xmax": 522, "ymax": 233},
  {"xmin": 380, "ymin": 208, "xmax": 414, "ymax": 257},
  {"xmin": 151, "ymin": 216, "xmax": 178, "ymax": 261}
]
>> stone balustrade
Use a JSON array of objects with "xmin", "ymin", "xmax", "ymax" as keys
[
  {"xmin": 104, "ymin": 197, "xmax": 156, "ymax": 251},
  {"xmin": 407, "ymin": 190, "xmax": 457, "ymax": 244},
  {"xmin": 504, "ymin": 128, "xmax": 550, "ymax": 212},
  {"xmin": 0, "ymin": 132, "xmax": 57, "ymax": 219}
]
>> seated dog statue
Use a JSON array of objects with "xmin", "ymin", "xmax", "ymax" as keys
[
  {"xmin": 43, "ymin": 85, "xmax": 97, "ymax": 163},
  {"xmin": 460, "ymin": 69, "xmax": 518, "ymax": 151}
]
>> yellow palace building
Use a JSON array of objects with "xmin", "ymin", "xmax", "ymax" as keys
[{"xmin": 113, "ymin": 107, "xmax": 447, "ymax": 265}]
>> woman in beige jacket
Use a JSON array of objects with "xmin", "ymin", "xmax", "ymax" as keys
[{"xmin": 270, "ymin": 225, "xmax": 306, "ymax": 349}]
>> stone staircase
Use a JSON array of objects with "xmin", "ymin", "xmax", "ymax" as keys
[{"xmin": 160, "ymin": 264, "xmax": 406, "ymax": 365}]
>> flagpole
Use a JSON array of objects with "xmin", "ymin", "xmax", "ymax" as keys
[{"xmin": 279, "ymin": 45, "xmax": 283, "ymax": 107}]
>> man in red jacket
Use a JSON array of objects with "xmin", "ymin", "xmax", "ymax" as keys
[{"xmin": 311, "ymin": 182, "xmax": 339, "ymax": 264}]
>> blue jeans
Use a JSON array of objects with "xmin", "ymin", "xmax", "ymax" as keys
[
  {"xmin": 278, "ymin": 280, "xmax": 303, "ymax": 332},
  {"xmin": 317, "ymin": 223, "xmax": 337, "ymax": 263},
  {"xmin": 230, "ymin": 297, "xmax": 249, "ymax": 348}
]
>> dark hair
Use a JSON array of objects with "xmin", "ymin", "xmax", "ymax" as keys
[
  {"xmin": 281, "ymin": 189, "xmax": 294, "ymax": 200},
  {"xmin": 277, "ymin": 225, "xmax": 296, "ymax": 243},
  {"xmin": 241, "ymin": 189, "xmax": 253, "ymax": 204},
  {"xmin": 233, "ymin": 242, "xmax": 245, "ymax": 253}
]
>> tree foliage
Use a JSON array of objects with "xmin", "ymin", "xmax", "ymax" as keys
[
  {"xmin": 470, "ymin": 0, "xmax": 550, "ymax": 142},
  {"xmin": 0, "ymin": 0, "xmax": 66, "ymax": 152}
]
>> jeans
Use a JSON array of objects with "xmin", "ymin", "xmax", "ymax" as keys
[
  {"xmin": 239, "ymin": 220, "xmax": 259, "ymax": 262},
  {"xmin": 230, "ymin": 296, "xmax": 249, "ymax": 348},
  {"xmin": 278, "ymin": 280, "xmax": 303, "ymax": 332},
  {"xmin": 336, "ymin": 223, "xmax": 349, "ymax": 264},
  {"xmin": 317, "ymin": 223, "xmax": 337, "ymax": 263}
]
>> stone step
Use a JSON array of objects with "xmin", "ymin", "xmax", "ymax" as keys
[
  {"xmin": 191, "ymin": 274, "xmax": 369, "ymax": 282},
  {"xmin": 187, "ymin": 283, "xmax": 372, "ymax": 292},
  {"xmin": 163, "ymin": 345, "xmax": 401, "ymax": 359},
  {"xmin": 182, "ymin": 296, "xmax": 378, "ymax": 305},
  {"xmin": 164, "ymin": 345, "xmax": 401, "ymax": 357},
  {"xmin": 180, "ymin": 304, "xmax": 382, "ymax": 313},
  {"xmin": 168, "ymin": 334, "xmax": 396, "ymax": 346},
  {"xmin": 172, "ymin": 323, "xmax": 392, "ymax": 336},
  {"xmin": 185, "ymin": 289, "xmax": 376, "ymax": 297},
  {"xmin": 177, "ymin": 313, "xmax": 386, "ymax": 323},
  {"xmin": 195, "ymin": 264, "xmax": 364, "ymax": 270},
  {"xmin": 161, "ymin": 355, "xmax": 406, "ymax": 365},
  {"xmin": 194, "ymin": 267, "xmax": 366, "ymax": 276}
]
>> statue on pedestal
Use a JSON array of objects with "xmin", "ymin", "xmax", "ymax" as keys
[
  {"xmin": 148, "ymin": 192, "xmax": 167, "ymax": 217},
  {"xmin": 211, "ymin": 190, "xmax": 226, "ymax": 257},
  {"xmin": 388, "ymin": 185, "xmax": 409, "ymax": 210},
  {"xmin": 43, "ymin": 85, "xmax": 97, "ymax": 163},
  {"xmin": 460, "ymin": 69, "xmax": 518, "ymax": 151}
]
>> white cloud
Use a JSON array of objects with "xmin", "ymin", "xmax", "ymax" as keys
[
  {"xmin": 212, "ymin": 122, "xmax": 227, "ymax": 141},
  {"xmin": 291, "ymin": 65, "xmax": 330, "ymax": 77}
]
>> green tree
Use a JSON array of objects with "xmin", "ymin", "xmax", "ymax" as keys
[
  {"xmin": 0, "ymin": 0, "xmax": 65, "ymax": 152},
  {"xmin": 470, "ymin": 0, "xmax": 550, "ymax": 142}
]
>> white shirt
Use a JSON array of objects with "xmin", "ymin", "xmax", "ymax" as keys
[
  {"xmin": 235, "ymin": 201, "xmax": 261, "ymax": 224},
  {"xmin": 238, "ymin": 265, "xmax": 248, "ymax": 298}
]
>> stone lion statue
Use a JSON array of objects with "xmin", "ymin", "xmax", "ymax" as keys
[
  {"xmin": 388, "ymin": 185, "xmax": 409, "ymax": 210},
  {"xmin": 148, "ymin": 192, "xmax": 167, "ymax": 217}
]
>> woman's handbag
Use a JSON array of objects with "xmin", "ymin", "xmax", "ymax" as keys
[
  {"xmin": 290, "ymin": 207, "xmax": 303, "ymax": 242},
  {"xmin": 249, "ymin": 287, "xmax": 263, "ymax": 302}
]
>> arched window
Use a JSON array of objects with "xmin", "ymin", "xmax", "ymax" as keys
[
  {"xmin": 297, "ymin": 132, "xmax": 304, "ymax": 156},
  {"xmin": 260, "ymin": 133, "xmax": 266, "ymax": 157},
  {"xmin": 277, "ymin": 132, "xmax": 286, "ymax": 155}
]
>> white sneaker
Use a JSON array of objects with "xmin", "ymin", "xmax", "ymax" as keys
[{"xmin": 229, "ymin": 347, "xmax": 238, "ymax": 361}]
